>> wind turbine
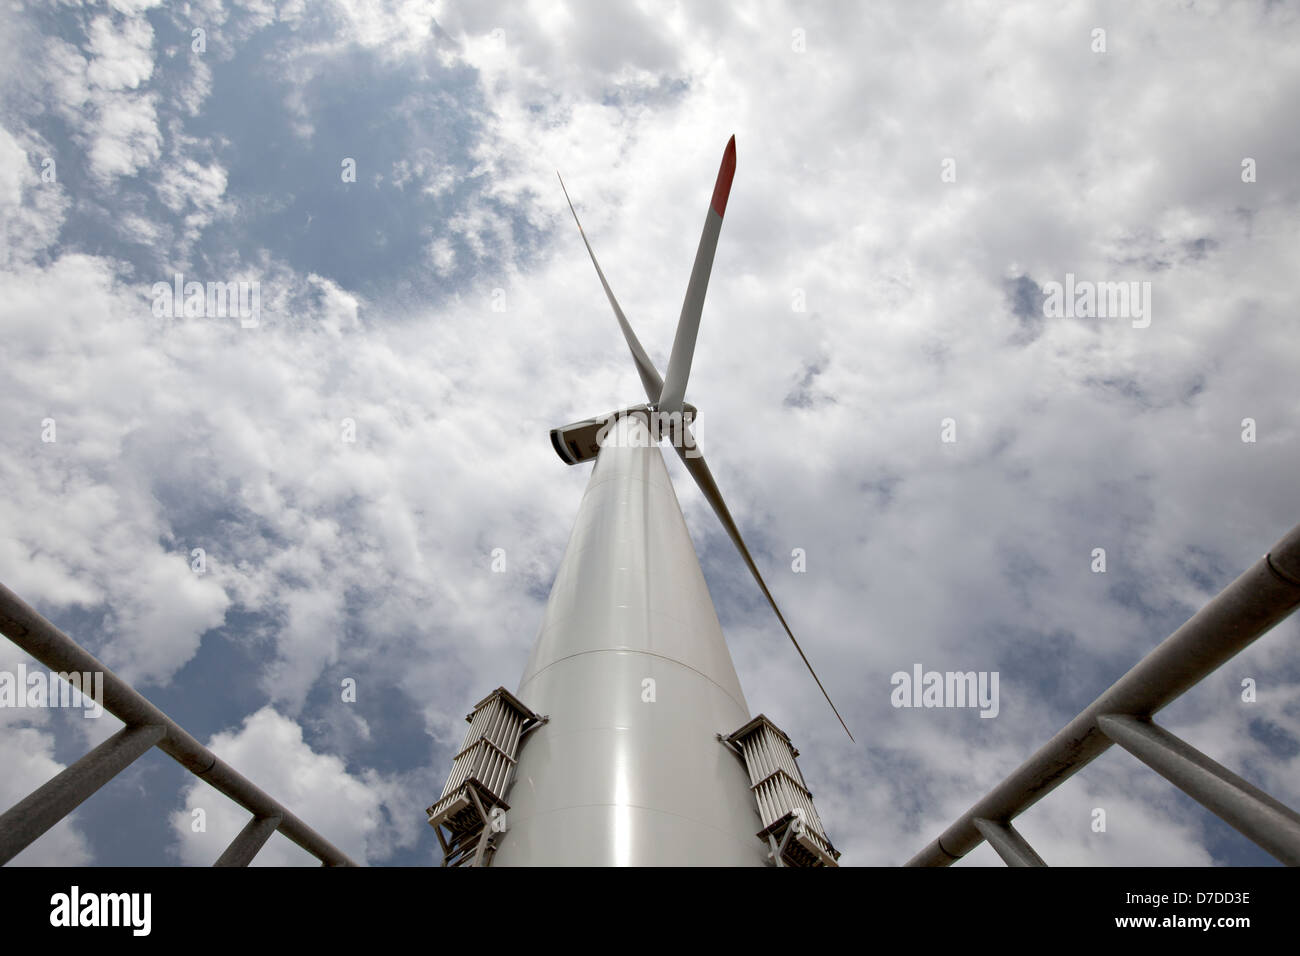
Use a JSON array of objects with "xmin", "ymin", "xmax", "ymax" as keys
[{"xmin": 427, "ymin": 136, "xmax": 848, "ymax": 866}]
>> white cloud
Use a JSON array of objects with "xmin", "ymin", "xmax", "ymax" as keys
[
  {"xmin": 170, "ymin": 707, "xmax": 383, "ymax": 865},
  {"xmin": 427, "ymin": 236, "xmax": 456, "ymax": 276},
  {"xmin": 0, "ymin": 125, "xmax": 69, "ymax": 267},
  {"xmin": 155, "ymin": 154, "xmax": 228, "ymax": 214},
  {"xmin": 85, "ymin": 15, "xmax": 156, "ymax": 91},
  {"xmin": 170, "ymin": 53, "xmax": 213, "ymax": 118},
  {"xmin": 84, "ymin": 89, "xmax": 162, "ymax": 182},
  {"xmin": 0, "ymin": 255, "xmax": 232, "ymax": 686},
  {"xmin": 108, "ymin": 0, "xmax": 164, "ymax": 16},
  {"xmin": 0, "ymin": 126, "xmax": 26, "ymax": 207},
  {"xmin": 41, "ymin": 18, "xmax": 164, "ymax": 186}
]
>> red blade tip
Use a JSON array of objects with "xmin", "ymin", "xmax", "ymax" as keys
[{"xmin": 710, "ymin": 135, "xmax": 737, "ymax": 218}]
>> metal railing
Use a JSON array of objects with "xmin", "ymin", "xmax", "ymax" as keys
[
  {"xmin": 0, "ymin": 581, "xmax": 357, "ymax": 866},
  {"xmin": 907, "ymin": 522, "xmax": 1300, "ymax": 867}
]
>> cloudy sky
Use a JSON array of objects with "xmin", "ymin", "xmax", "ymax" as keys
[{"xmin": 2, "ymin": 0, "xmax": 1298, "ymax": 867}]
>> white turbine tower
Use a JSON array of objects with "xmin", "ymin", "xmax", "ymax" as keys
[{"xmin": 427, "ymin": 137, "xmax": 849, "ymax": 867}]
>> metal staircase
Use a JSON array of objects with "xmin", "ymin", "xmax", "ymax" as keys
[
  {"xmin": 426, "ymin": 687, "xmax": 543, "ymax": 867},
  {"xmin": 723, "ymin": 714, "xmax": 841, "ymax": 867}
]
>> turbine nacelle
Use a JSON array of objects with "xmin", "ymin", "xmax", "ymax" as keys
[{"xmin": 550, "ymin": 403, "xmax": 698, "ymax": 465}]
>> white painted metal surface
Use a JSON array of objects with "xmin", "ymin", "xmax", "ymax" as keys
[{"xmin": 493, "ymin": 416, "xmax": 767, "ymax": 865}]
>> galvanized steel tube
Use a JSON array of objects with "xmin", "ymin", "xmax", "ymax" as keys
[
  {"xmin": 0, "ymin": 722, "xmax": 165, "ymax": 864},
  {"xmin": 0, "ymin": 581, "xmax": 357, "ymax": 866},
  {"xmin": 1097, "ymin": 715, "xmax": 1300, "ymax": 866},
  {"xmin": 907, "ymin": 522, "xmax": 1300, "ymax": 866}
]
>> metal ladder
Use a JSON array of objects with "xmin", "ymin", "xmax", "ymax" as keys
[
  {"xmin": 723, "ymin": 714, "xmax": 841, "ymax": 867},
  {"xmin": 426, "ymin": 687, "xmax": 543, "ymax": 867}
]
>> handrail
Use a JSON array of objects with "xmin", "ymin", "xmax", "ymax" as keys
[
  {"xmin": 907, "ymin": 522, "xmax": 1300, "ymax": 866},
  {"xmin": 0, "ymin": 581, "xmax": 358, "ymax": 867}
]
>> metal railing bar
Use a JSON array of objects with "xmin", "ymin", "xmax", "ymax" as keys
[
  {"xmin": 0, "ymin": 581, "xmax": 357, "ymax": 867},
  {"xmin": 1097, "ymin": 714, "xmax": 1300, "ymax": 866},
  {"xmin": 907, "ymin": 521, "xmax": 1300, "ymax": 866},
  {"xmin": 972, "ymin": 817, "xmax": 1047, "ymax": 867},
  {"xmin": 214, "ymin": 813, "xmax": 283, "ymax": 867},
  {"xmin": 0, "ymin": 723, "xmax": 165, "ymax": 864}
]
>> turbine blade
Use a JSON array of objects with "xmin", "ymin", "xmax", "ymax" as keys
[
  {"xmin": 658, "ymin": 135, "xmax": 736, "ymax": 416},
  {"xmin": 671, "ymin": 436, "xmax": 855, "ymax": 742},
  {"xmin": 557, "ymin": 172, "xmax": 663, "ymax": 404}
]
